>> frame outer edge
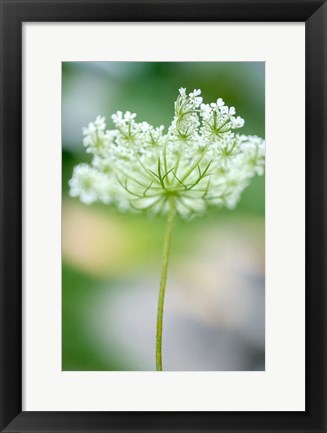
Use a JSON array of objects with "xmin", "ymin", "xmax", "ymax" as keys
[
  {"xmin": 305, "ymin": 1, "xmax": 327, "ymax": 432},
  {"xmin": 0, "ymin": 0, "xmax": 326, "ymax": 432},
  {"xmin": 0, "ymin": 0, "xmax": 23, "ymax": 432}
]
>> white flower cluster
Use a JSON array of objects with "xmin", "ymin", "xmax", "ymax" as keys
[{"xmin": 69, "ymin": 88, "xmax": 265, "ymax": 218}]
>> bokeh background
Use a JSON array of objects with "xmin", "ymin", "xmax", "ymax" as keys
[{"xmin": 62, "ymin": 62, "xmax": 265, "ymax": 371}]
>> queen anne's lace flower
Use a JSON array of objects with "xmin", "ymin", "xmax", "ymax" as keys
[{"xmin": 69, "ymin": 88, "xmax": 265, "ymax": 218}]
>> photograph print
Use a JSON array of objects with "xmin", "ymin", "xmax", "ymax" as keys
[{"xmin": 62, "ymin": 61, "xmax": 265, "ymax": 371}]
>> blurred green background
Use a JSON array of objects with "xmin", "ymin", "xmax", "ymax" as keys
[{"xmin": 62, "ymin": 62, "xmax": 265, "ymax": 371}]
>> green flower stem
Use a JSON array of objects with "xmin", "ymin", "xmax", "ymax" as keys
[{"xmin": 156, "ymin": 198, "xmax": 176, "ymax": 371}]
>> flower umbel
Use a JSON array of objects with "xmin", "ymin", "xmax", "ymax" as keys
[
  {"xmin": 69, "ymin": 88, "xmax": 265, "ymax": 218},
  {"xmin": 69, "ymin": 88, "xmax": 265, "ymax": 371}
]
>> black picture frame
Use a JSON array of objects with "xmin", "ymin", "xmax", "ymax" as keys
[{"xmin": 0, "ymin": 1, "xmax": 326, "ymax": 432}]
